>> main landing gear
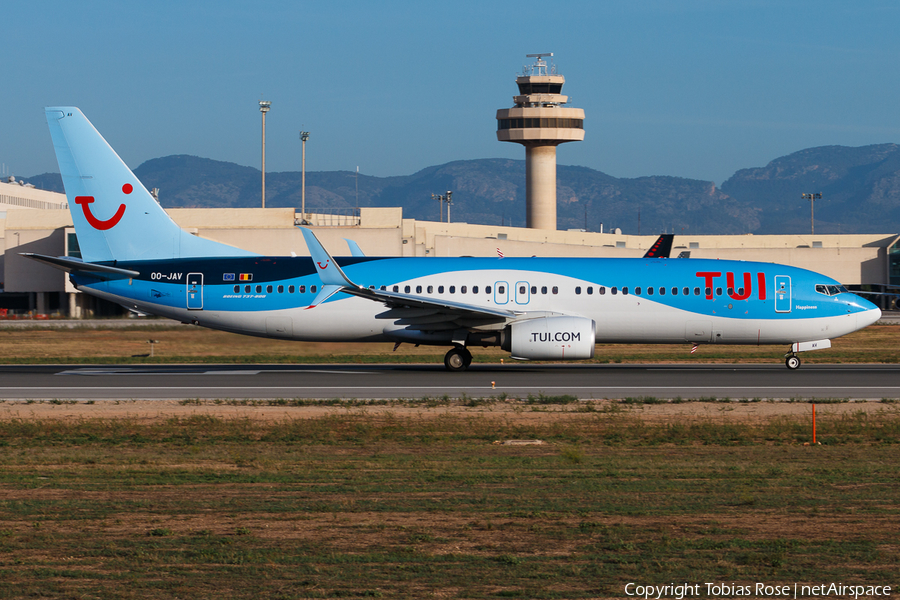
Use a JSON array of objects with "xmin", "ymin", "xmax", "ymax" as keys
[
  {"xmin": 444, "ymin": 346, "xmax": 473, "ymax": 372},
  {"xmin": 784, "ymin": 353, "xmax": 801, "ymax": 370}
]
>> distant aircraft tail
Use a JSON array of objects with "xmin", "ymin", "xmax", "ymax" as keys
[
  {"xmin": 44, "ymin": 107, "xmax": 255, "ymax": 262},
  {"xmin": 643, "ymin": 234, "xmax": 675, "ymax": 258}
]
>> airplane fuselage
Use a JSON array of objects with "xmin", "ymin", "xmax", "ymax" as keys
[{"xmin": 73, "ymin": 255, "xmax": 879, "ymax": 347}]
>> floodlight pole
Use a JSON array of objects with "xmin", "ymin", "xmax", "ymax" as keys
[
  {"xmin": 445, "ymin": 190, "xmax": 452, "ymax": 224},
  {"xmin": 802, "ymin": 192, "xmax": 822, "ymax": 235},
  {"xmin": 300, "ymin": 131, "xmax": 309, "ymax": 222},
  {"xmin": 259, "ymin": 100, "xmax": 271, "ymax": 208}
]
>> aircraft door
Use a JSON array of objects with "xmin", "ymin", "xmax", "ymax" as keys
[
  {"xmin": 187, "ymin": 273, "xmax": 204, "ymax": 310},
  {"xmin": 514, "ymin": 281, "xmax": 530, "ymax": 304},
  {"xmin": 494, "ymin": 281, "xmax": 509, "ymax": 305},
  {"xmin": 774, "ymin": 275, "xmax": 791, "ymax": 313}
]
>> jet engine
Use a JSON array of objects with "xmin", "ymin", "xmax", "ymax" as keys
[{"xmin": 501, "ymin": 316, "xmax": 596, "ymax": 360}]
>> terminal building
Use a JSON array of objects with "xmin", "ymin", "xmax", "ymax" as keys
[{"xmin": 1, "ymin": 179, "xmax": 898, "ymax": 318}]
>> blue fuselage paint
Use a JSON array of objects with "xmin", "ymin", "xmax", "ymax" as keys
[{"xmin": 73, "ymin": 255, "xmax": 881, "ymax": 346}]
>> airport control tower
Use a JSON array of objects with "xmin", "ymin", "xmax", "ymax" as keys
[{"xmin": 497, "ymin": 53, "xmax": 585, "ymax": 230}]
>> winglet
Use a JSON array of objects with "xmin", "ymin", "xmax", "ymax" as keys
[
  {"xmin": 299, "ymin": 227, "xmax": 356, "ymax": 287},
  {"xmin": 305, "ymin": 284, "xmax": 344, "ymax": 309},
  {"xmin": 300, "ymin": 228, "xmax": 361, "ymax": 308},
  {"xmin": 344, "ymin": 238, "xmax": 366, "ymax": 257}
]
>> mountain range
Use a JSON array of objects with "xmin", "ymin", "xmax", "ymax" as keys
[{"xmin": 24, "ymin": 144, "xmax": 900, "ymax": 235}]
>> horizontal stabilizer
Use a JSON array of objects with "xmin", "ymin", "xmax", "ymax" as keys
[{"xmin": 20, "ymin": 253, "xmax": 139, "ymax": 277}]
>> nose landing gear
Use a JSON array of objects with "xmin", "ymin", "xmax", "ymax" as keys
[
  {"xmin": 444, "ymin": 346, "xmax": 473, "ymax": 371},
  {"xmin": 785, "ymin": 353, "xmax": 801, "ymax": 370}
]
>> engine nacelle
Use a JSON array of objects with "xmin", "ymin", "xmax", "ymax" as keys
[{"xmin": 502, "ymin": 316, "xmax": 596, "ymax": 360}]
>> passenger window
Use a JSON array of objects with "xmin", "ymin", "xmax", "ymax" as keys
[
  {"xmin": 427, "ymin": 285, "xmax": 433, "ymax": 293},
  {"xmin": 531, "ymin": 286, "xmax": 537, "ymax": 294},
  {"xmin": 486, "ymin": 286, "xmax": 492, "ymax": 294},
  {"xmin": 671, "ymin": 287, "xmax": 678, "ymax": 295},
  {"xmin": 245, "ymin": 285, "xmax": 251, "ymax": 293},
  {"xmin": 705, "ymin": 287, "xmax": 711, "ymax": 297},
  {"xmin": 256, "ymin": 285, "xmax": 262, "ymax": 293},
  {"xmin": 611, "ymin": 287, "xmax": 618, "ymax": 295},
  {"xmin": 622, "ymin": 287, "xmax": 628, "ymax": 295},
  {"xmin": 694, "ymin": 287, "xmax": 701, "ymax": 296},
  {"xmin": 311, "ymin": 285, "xmax": 317, "ymax": 293},
  {"xmin": 716, "ymin": 287, "xmax": 722, "ymax": 296},
  {"xmin": 278, "ymin": 285, "xmax": 284, "ymax": 293},
  {"xmin": 552, "ymin": 286, "xmax": 558, "ymax": 295},
  {"xmin": 449, "ymin": 286, "xmax": 456, "ymax": 293},
  {"xmin": 659, "ymin": 287, "xmax": 666, "ymax": 296},
  {"xmin": 416, "ymin": 285, "xmax": 422, "ymax": 293},
  {"xmin": 587, "ymin": 287, "xmax": 593, "ymax": 295},
  {"xmin": 393, "ymin": 285, "xmax": 399, "ymax": 293},
  {"xmin": 683, "ymin": 287, "xmax": 689, "ymax": 295},
  {"xmin": 727, "ymin": 287, "xmax": 733, "ymax": 296},
  {"xmin": 233, "ymin": 285, "xmax": 239, "ymax": 293},
  {"xmin": 599, "ymin": 286, "xmax": 606, "ymax": 295},
  {"xmin": 738, "ymin": 287, "xmax": 744, "ymax": 296},
  {"xmin": 635, "ymin": 287, "xmax": 642, "ymax": 295},
  {"xmin": 473, "ymin": 286, "xmax": 479, "ymax": 294},
  {"xmin": 380, "ymin": 285, "xmax": 386, "ymax": 291},
  {"xmin": 541, "ymin": 286, "xmax": 548, "ymax": 294},
  {"xmin": 461, "ymin": 286, "xmax": 467, "ymax": 294},
  {"xmin": 266, "ymin": 285, "xmax": 273, "ymax": 293},
  {"xmin": 648, "ymin": 287, "xmax": 654, "ymax": 295},
  {"xmin": 438, "ymin": 286, "xmax": 445, "ymax": 293},
  {"xmin": 404, "ymin": 285, "xmax": 410, "ymax": 293},
  {"xmin": 299, "ymin": 285, "xmax": 306, "ymax": 293},
  {"xmin": 575, "ymin": 286, "xmax": 581, "ymax": 295},
  {"xmin": 289, "ymin": 285, "xmax": 295, "ymax": 293}
]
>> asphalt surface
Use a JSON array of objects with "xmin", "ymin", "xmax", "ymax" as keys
[{"xmin": 0, "ymin": 363, "xmax": 898, "ymax": 400}]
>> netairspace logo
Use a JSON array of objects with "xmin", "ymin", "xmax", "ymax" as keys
[{"xmin": 624, "ymin": 582, "xmax": 892, "ymax": 599}]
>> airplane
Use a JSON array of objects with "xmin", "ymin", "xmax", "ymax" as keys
[{"xmin": 24, "ymin": 107, "xmax": 882, "ymax": 371}]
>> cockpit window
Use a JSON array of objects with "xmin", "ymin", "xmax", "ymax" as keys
[{"xmin": 815, "ymin": 284, "xmax": 849, "ymax": 296}]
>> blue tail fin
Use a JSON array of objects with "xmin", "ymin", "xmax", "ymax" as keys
[{"xmin": 45, "ymin": 107, "xmax": 255, "ymax": 262}]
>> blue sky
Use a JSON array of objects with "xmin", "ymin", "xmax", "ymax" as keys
[{"xmin": 3, "ymin": 0, "xmax": 900, "ymax": 185}]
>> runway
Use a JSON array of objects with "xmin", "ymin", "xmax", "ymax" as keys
[{"xmin": 0, "ymin": 363, "xmax": 898, "ymax": 400}]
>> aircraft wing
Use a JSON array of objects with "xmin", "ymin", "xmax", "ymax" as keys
[{"xmin": 299, "ymin": 228, "xmax": 524, "ymax": 329}]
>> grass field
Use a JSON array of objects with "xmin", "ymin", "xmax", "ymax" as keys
[
  {"xmin": 0, "ymin": 402, "xmax": 898, "ymax": 598},
  {"xmin": 0, "ymin": 322, "xmax": 897, "ymax": 364}
]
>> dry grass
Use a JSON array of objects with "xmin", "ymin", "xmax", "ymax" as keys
[
  {"xmin": 0, "ymin": 406, "xmax": 898, "ymax": 598},
  {"xmin": 0, "ymin": 323, "xmax": 897, "ymax": 364}
]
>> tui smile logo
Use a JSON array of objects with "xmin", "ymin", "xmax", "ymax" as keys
[{"xmin": 74, "ymin": 183, "xmax": 132, "ymax": 230}]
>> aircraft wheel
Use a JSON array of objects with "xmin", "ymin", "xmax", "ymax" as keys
[
  {"xmin": 785, "ymin": 355, "xmax": 801, "ymax": 370},
  {"xmin": 444, "ymin": 347, "xmax": 471, "ymax": 372},
  {"xmin": 462, "ymin": 347, "xmax": 473, "ymax": 367}
]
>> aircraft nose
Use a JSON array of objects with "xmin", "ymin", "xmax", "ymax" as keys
[{"xmin": 857, "ymin": 305, "xmax": 882, "ymax": 329}]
